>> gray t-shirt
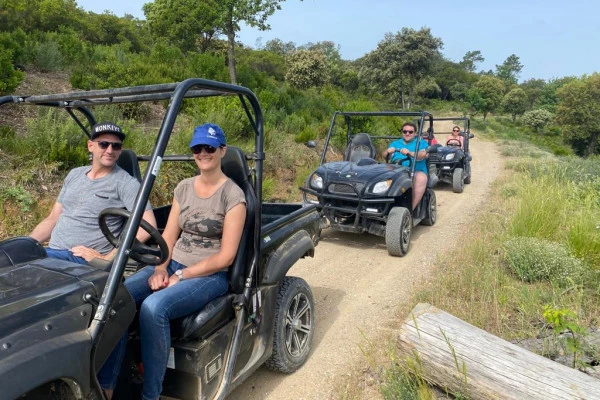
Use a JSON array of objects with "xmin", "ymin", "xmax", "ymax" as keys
[
  {"xmin": 48, "ymin": 165, "xmax": 150, "ymax": 254},
  {"xmin": 171, "ymin": 177, "xmax": 246, "ymax": 268}
]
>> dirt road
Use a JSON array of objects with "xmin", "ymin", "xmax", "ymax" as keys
[{"xmin": 230, "ymin": 135, "xmax": 503, "ymax": 400}]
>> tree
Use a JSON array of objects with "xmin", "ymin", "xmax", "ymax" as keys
[
  {"xmin": 536, "ymin": 76, "xmax": 576, "ymax": 113},
  {"xmin": 519, "ymin": 78, "xmax": 546, "ymax": 108},
  {"xmin": 300, "ymin": 41, "xmax": 347, "ymax": 88},
  {"xmin": 501, "ymin": 87, "xmax": 529, "ymax": 122},
  {"xmin": 460, "ymin": 50, "xmax": 484, "ymax": 72},
  {"xmin": 495, "ymin": 54, "xmax": 523, "ymax": 85},
  {"xmin": 556, "ymin": 73, "xmax": 600, "ymax": 156},
  {"xmin": 144, "ymin": 0, "xmax": 289, "ymax": 84},
  {"xmin": 522, "ymin": 109, "xmax": 554, "ymax": 133},
  {"xmin": 433, "ymin": 59, "xmax": 478, "ymax": 100},
  {"xmin": 143, "ymin": 0, "xmax": 220, "ymax": 53},
  {"xmin": 358, "ymin": 27, "xmax": 443, "ymax": 109},
  {"xmin": 467, "ymin": 75, "xmax": 504, "ymax": 120},
  {"xmin": 264, "ymin": 38, "xmax": 296, "ymax": 55},
  {"xmin": 285, "ymin": 49, "xmax": 328, "ymax": 89}
]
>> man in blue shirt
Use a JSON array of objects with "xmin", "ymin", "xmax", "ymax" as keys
[{"xmin": 382, "ymin": 122, "xmax": 428, "ymax": 210}]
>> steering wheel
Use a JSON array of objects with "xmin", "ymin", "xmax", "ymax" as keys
[
  {"xmin": 99, "ymin": 207, "xmax": 169, "ymax": 266},
  {"xmin": 386, "ymin": 149, "xmax": 412, "ymax": 166},
  {"xmin": 446, "ymin": 139, "xmax": 462, "ymax": 147}
]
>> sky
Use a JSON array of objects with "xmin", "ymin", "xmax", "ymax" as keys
[{"xmin": 75, "ymin": 0, "xmax": 600, "ymax": 83}]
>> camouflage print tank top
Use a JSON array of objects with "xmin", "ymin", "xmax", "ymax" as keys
[{"xmin": 171, "ymin": 177, "xmax": 246, "ymax": 268}]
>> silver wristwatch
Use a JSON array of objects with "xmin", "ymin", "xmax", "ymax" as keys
[{"xmin": 175, "ymin": 269, "xmax": 185, "ymax": 281}]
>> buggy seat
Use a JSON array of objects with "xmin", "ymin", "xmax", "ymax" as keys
[
  {"xmin": 117, "ymin": 149, "xmax": 143, "ymax": 182},
  {"xmin": 344, "ymin": 133, "xmax": 376, "ymax": 163},
  {"xmin": 170, "ymin": 146, "xmax": 257, "ymax": 341}
]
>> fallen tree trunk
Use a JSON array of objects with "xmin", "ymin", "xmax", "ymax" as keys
[{"xmin": 397, "ymin": 303, "xmax": 600, "ymax": 400}]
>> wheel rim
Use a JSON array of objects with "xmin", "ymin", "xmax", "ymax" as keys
[
  {"xmin": 285, "ymin": 292, "xmax": 313, "ymax": 357},
  {"xmin": 401, "ymin": 212, "xmax": 411, "ymax": 249},
  {"xmin": 430, "ymin": 194, "xmax": 437, "ymax": 223}
]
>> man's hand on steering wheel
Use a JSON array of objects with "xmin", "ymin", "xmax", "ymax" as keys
[{"xmin": 386, "ymin": 148, "xmax": 413, "ymax": 165}]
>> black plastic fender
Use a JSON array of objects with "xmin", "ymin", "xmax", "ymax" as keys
[
  {"xmin": 387, "ymin": 174, "xmax": 413, "ymax": 197},
  {"xmin": 262, "ymin": 230, "xmax": 314, "ymax": 285}
]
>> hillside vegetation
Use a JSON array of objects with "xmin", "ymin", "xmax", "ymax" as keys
[{"xmin": 1, "ymin": 3, "xmax": 600, "ymax": 398}]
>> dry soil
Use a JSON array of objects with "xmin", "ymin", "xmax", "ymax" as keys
[{"xmin": 229, "ymin": 130, "xmax": 503, "ymax": 400}]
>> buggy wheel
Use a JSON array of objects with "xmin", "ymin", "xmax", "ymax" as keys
[
  {"xmin": 385, "ymin": 207, "xmax": 412, "ymax": 257},
  {"xmin": 421, "ymin": 190, "xmax": 436, "ymax": 226},
  {"xmin": 452, "ymin": 168, "xmax": 464, "ymax": 193},
  {"xmin": 265, "ymin": 277, "xmax": 315, "ymax": 373},
  {"xmin": 464, "ymin": 162, "xmax": 472, "ymax": 184}
]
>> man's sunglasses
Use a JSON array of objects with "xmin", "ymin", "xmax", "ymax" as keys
[
  {"xmin": 191, "ymin": 144, "xmax": 221, "ymax": 154},
  {"xmin": 96, "ymin": 141, "xmax": 123, "ymax": 150},
  {"xmin": 402, "ymin": 130, "xmax": 415, "ymax": 134}
]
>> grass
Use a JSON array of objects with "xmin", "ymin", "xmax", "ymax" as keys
[
  {"xmin": 327, "ymin": 130, "xmax": 600, "ymax": 399},
  {"xmin": 367, "ymin": 136, "xmax": 600, "ymax": 398}
]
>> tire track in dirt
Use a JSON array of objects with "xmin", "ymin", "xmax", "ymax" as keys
[{"xmin": 230, "ymin": 135, "xmax": 503, "ymax": 400}]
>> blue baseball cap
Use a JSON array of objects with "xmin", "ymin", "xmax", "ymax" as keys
[{"xmin": 189, "ymin": 123, "xmax": 226, "ymax": 148}]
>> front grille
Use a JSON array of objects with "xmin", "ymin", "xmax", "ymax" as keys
[
  {"xmin": 328, "ymin": 182, "xmax": 364, "ymax": 196},
  {"xmin": 428, "ymin": 153, "xmax": 443, "ymax": 162}
]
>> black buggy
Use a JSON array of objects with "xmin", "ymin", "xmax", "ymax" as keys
[
  {"xmin": 427, "ymin": 116, "xmax": 474, "ymax": 193},
  {"xmin": 0, "ymin": 79, "xmax": 322, "ymax": 399},
  {"xmin": 300, "ymin": 111, "xmax": 438, "ymax": 257}
]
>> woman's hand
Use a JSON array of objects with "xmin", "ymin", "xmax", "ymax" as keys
[
  {"xmin": 148, "ymin": 269, "xmax": 169, "ymax": 291},
  {"xmin": 167, "ymin": 274, "xmax": 180, "ymax": 288}
]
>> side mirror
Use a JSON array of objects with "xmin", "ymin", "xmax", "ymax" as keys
[
  {"xmin": 469, "ymin": 132, "xmax": 475, "ymax": 139},
  {"xmin": 306, "ymin": 140, "xmax": 316, "ymax": 149}
]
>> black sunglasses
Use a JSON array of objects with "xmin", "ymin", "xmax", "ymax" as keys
[
  {"xmin": 453, "ymin": 129, "xmax": 460, "ymax": 132},
  {"xmin": 96, "ymin": 141, "xmax": 123, "ymax": 150},
  {"xmin": 191, "ymin": 144, "xmax": 221, "ymax": 154},
  {"xmin": 402, "ymin": 130, "xmax": 415, "ymax": 134}
]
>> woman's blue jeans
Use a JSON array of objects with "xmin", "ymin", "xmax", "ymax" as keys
[{"xmin": 97, "ymin": 261, "xmax": 228, "ymax": 400}]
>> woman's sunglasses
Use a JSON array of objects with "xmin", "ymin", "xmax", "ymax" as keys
[
  {"xmin": 191, "ymin": 144, "xmax": 221, "ymax": 154},
  {"xmin": 453, "ymin": 129, "xmax": 460, "ymax": 132},
  {"xmin": 96, "ymin": 141, "xmax": 123, "ymax": 150}
]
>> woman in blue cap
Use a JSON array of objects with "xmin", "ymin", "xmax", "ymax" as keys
[{"xmin": 99, "ymin": 123, "xmax": 246, "ymax": 400}]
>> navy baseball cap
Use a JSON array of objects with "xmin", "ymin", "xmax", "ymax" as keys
[
  {"xmin": 189, "ymin": 123, "xmax": 226, "ymax": 148},
  {"xmin": 91, "ymin": 122, "xmax": 126, "ymax": 141}
]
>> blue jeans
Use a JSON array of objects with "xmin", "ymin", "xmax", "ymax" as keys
[
  {"xmin": 97, "ymin": 261, "xmax": 228, "ymax": 400},
  {"xmin": 45, "ymin": 248, "xmax": 87, "ymax": 264}
]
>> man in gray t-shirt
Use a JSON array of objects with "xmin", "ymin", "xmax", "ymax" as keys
[{"xmin": 29, "ymin": 121, "xmax": 157, "ymax": 265}]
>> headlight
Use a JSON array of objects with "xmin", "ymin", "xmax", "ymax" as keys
[
  {"xmin": 310, "ymin": 173, "xmax": 323, "ymax": 189},
  {"xmin": 444, "ymin": 153, "xmax": 455, "ymax": 161},
  {"xmin": 372, "ymin": 179, "xmax": 392, "ymax": 194}
]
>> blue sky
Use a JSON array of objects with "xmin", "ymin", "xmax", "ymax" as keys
[{"xmin": 76, "ymin": 0, "xmax": 600, "ymax": 83}]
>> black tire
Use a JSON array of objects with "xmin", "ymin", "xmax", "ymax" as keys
[
  {"xmin": 452, "ymin": 168, "xmax": 464, "ymax": 193},
  {"xmin": 464, "ymin": 162, "xmax": 472, "ymax": 184},
  {"xmin": 421, "ymin": 190, "xmax": 436, "ymax": 226},
  {"xmin": 385, "ymin": 207, "xmax": 412, "ymax": 257},
  {"xmin": 265, "ymin": 277, "xmax": 315, "ymax": 373}
]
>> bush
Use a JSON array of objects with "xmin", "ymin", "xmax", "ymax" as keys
[
  {"xmin": 522, "ymin": 109, "xmax": 554, "ymax": 133},
  {"xmin": 35, "ymin": 40, "xmax": 64, "ymax": 72},
  {"xmin": 0, "ymin": 48, "xmax": 24, "ymax": 94},
  {"xmin": 503, "ymin": 237, "xmax": 586, "ymax": 286}
]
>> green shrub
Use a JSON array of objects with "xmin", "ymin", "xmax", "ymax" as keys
[
  {"xmin": 35, "ymin": 40, "xmax": 64, "ymax": 72},
  {"xmin": 0, "ymin": 48, "xmax": 24, "ymax": 94},
  {"xmin": 503, "ymin": 237, "xmax": 586, "ymax": 286}
]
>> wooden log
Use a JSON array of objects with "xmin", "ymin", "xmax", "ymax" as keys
[{"xmin": 397, "ymin": 303, "xmax": 600, "ymax": 400}]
